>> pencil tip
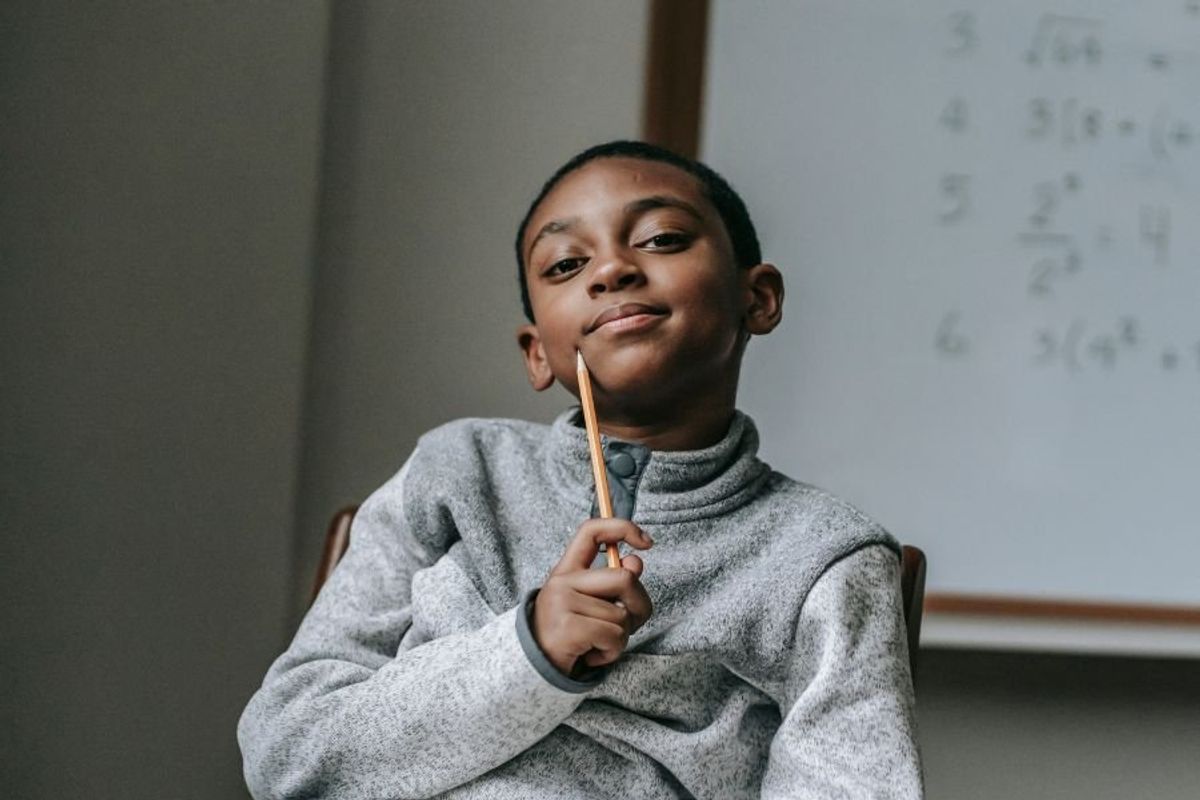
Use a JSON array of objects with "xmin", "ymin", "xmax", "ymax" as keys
[{"xmin": 576, "ymin": 350, "xmax": 586, "ymax": 371}]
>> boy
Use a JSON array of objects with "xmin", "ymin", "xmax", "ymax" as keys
[{"xmin": 238, "ymin": 141, "xmax": 923, "ymax": 798}]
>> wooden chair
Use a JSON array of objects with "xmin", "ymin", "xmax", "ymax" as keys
[
  {"xmin": 899, "ymin": 545, "xmax": 926, "ymax": 683},
  {"xmin": 310, "ymin": 507, "xmax": 927, "ymax": 680},
  {"xmin": 310, "ymin": 505, "xmax": 359, "ymax": 605}
]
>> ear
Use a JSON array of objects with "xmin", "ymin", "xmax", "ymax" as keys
[
  {"xmin": 516, "ymin": 323, "xmax": 555, "ymax": 391},
  {"xmin": 742, "ymin": 262, "xmax": 784, "ymax": 336}
]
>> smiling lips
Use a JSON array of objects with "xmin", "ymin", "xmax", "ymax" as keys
[{"xmin": 586, "ymin": 302, "xmax": 668, "ymax": 334}]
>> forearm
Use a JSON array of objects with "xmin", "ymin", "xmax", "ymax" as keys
[{"xmin": 238, "ymin": 603, "xmax": 588, "ymax": 799}]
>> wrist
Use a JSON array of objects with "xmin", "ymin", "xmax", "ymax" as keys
[
  {"xmin": 515, "ymin": 587, "xmax": 603, "ymax": 693},
  {"xmin": 528, "ymin": 589, "xmax": 575, "ymax": 676}
]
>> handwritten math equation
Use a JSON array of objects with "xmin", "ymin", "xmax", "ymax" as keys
[{"xmin": 932, "ymin": 6, "xmax": 1199, "ymax": 375}]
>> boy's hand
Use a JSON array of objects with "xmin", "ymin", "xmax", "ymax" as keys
[{"xmin": 531, "ymin": 518, "xmax": 655, "ymax": 678}]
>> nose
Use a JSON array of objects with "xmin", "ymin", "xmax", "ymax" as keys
[{"xmin": 587, "ymin": 253, "xmax": 646, "ymax": 297}]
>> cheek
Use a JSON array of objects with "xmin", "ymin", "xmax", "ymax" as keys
[
  {"xmin": 677, "ymin": 270, "xmax": 741, "ymax": 323},
  {"xmin": 538, "ymin": 301, "xmax": 583, "ymax": 366}
]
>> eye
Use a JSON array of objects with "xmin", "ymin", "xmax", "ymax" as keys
[
  {"xmin": 640, "ymin": 232, "xmax": 692, "ymax": 250},
  {"xmin": 544, "ymin": 257, "xmax": 587, "ymax": 277}
]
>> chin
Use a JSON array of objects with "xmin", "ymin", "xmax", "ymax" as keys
[{"xmin": 588, "ymin": 358, "xmax": 672, "ymax": 402}]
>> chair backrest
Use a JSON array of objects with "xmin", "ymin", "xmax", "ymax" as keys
[
  {"xmin": 310, "ymin": 507, "xmax": 927, "ymax": 682},
  {"xmin": 899, "ymin": 545, "xmax": 926, "ymax": 683},
  {"xmin": 310, "ymin": 505, "xmax": 358, "ymax": 605}
]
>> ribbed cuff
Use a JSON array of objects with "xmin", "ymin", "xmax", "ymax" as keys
[{"xmin": 514, "ymin": 588, "xmax": 607, "ymax": 693}]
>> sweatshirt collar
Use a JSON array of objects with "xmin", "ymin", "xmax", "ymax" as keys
[{"xmin": 542, "ymin": 406, "xmax": 772, "ymax": 523}]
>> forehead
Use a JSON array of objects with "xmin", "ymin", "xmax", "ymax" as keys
[{"xmin": 524, "ymin": 157, "xmax": 713, "ymax": 249}]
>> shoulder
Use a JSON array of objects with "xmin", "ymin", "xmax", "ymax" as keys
[
  {"xmin": 399, "ymin": 416, "xmax": 550, "ymax": 504},
  {"xmin": 369, "ymin": 417, "xmax": 549, "ymax": 550},
  {"xmin": 416, "ymin": 415, "xmax": 546, "ymax": 451},
  {"xmin": 702, "ymin": 478, "xmax": 903, "ymax": 686},
  {"xmin": 808, "ymin": 543, "xmax": 902, "ymax": 602},
  {"xmin": 730, "ymin": 472, "xmax": 902, "ymax": 602},
  {"xmin": 411, "ymin": 415, "xmax": 548, "ymax": 467},
  {"xmin": 753, "ymin": 470, "xmax": 899, "ymax": 551}
]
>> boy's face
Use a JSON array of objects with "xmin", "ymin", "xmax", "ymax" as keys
[{"xmin": 516, "ymin": 157, "xmax": 781, "ymax": 414}]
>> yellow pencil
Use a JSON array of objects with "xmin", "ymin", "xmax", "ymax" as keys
[{"xmin": 576, "ymin": 350, "xmax": 621, "ymax": 569}]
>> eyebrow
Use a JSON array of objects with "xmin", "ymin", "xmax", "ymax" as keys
[
  {"xmin": 622, "ymin": 195, "xmax": 705, "ymax": 224},
  {"xmin": 527, "ymin": 218, "xmax": 579, "ymax": 259},
  {"xmin": 525, "ymin": 194, "xmax": 706, "ymax": 264}
]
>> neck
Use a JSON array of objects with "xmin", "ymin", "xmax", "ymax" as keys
[{"xmin": 587, "ymin": 384, "xmax": 738, "ymax": 451}]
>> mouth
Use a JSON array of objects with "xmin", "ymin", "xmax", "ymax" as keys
[{"xmin": 586, "ymin": 302, "xmax": 669, "ymax": 334}]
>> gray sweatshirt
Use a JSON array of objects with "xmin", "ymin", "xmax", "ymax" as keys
[{"xmin": 238, "ymin": 407, "xmax": 923, "ymax": 798}]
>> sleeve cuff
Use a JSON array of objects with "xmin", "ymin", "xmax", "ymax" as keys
[{"xmin": 515, "ymin": 588, "xmax": 608, "ymax": 693}]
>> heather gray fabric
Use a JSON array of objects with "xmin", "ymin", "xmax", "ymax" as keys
[{"xmin": 238, "ymin": 407, "xmax": 924, "ymax": 798}]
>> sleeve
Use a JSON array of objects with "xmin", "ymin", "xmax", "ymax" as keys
[
  {"xmin": 236, "ymin": 449, "xmax": 593, "ymax": 800},
  {"xmin": 760, "ymin": 544, "xmax": 925, "ymax": 800}
]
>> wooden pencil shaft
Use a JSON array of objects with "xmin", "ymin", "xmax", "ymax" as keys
[
  {"xmin": 582, "ymin": 400, "xmax": 613, "ymax": 518},
  {"xmin": 576, "ymin": 352, "xmax": 621, "ymax": 569}
]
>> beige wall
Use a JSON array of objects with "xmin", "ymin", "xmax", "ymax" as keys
[
  {"xmin": 3, "ymin": 2, "xmax": 1196, "ymax": 798},
  {"xmin": 0, "ymin": 2, "xmax": 328, "ymax": 796}
]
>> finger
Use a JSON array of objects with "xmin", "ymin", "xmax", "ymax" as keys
[
  {"xmin": 566, "ymin": 570, "xmax": 653, "ymax": 628},
  {"xmin": 572, "ymin": 614, "xmax": 626, "ymax": 657},
  {"xmin": 620, "ymin": 554, "xmax": 644, "ymax": 578},
  {"xmin": 615, "ymin": 580, "xmax": 653, "ymax": 630},
  {"xmin": 583, "ymin": 647, "xmax": 621, "ymax": 668},
  {"xmin": 551, "ymin": 518, "xmax": 654, "ymax": 576},
  {"xmin": 570, "ymin": 593, "xmax": 631, "ymax": 630},
  {"xmin": 562, "ymin": 564, "xmax": 640, "ymax": 599}
]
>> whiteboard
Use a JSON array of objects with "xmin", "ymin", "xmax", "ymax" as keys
[{"xmin": 701, "ymin": 2, "xmax": 1200, "ymax": 620}]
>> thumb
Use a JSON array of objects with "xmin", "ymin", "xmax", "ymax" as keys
[{"xmin": 620, "ymin": 554, "xmax": 644, "ymax": 577}]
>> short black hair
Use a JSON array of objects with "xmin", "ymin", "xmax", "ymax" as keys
[{"xmin": 514, "ymin": 140, "xmax": 762, "ymax": 323}]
